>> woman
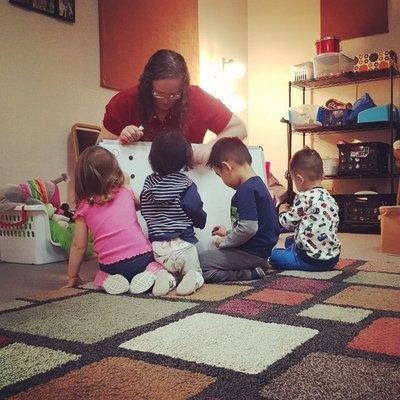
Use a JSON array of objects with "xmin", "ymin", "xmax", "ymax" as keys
[{"xmin": 99, "ymin": 49, "xmax": 247, "ymax": 164}]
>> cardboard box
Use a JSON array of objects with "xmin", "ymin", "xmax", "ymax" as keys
[
  {"xmin": 354, "ymin": 50, "xmax": 398, "ymax": 72},
  {"xmin": 380, "ymin": 206, "xmax": 400, "ymax": 255}
]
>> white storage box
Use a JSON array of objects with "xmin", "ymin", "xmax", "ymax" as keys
[
  {"xmin": 290, "ymin": 62, "xmax": 314, "ymax": 81},
  {"xmin": 323, "ymin": 158, "xmax": 339, "ymax": 176},
  {"xmin": 289, "ymin": 105, "xmax": 322, "ymax": 126},
  {"xmin": 0, "ymin": 205, "xmax": 67, "ymax": 265},
  {"xmin": 313, "ymin": 53, "xmax": 354, "ymax": 78}
]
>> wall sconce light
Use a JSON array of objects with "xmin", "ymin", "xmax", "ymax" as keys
[{"xmin": 222, "ymin": 57, "xmax": 246, "ymax": 80}]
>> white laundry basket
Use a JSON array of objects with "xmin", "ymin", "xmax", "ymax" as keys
[{"xmin": 0, "ymin": 205, "xmax": 67, "ymax": 264}]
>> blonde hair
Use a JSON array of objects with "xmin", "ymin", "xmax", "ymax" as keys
[{"xmin": 74, "ymin": 146, "xmax": 124, "ymax": 205}]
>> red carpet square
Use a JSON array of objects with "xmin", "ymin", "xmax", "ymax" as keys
[
  {"xmin": 325, "ymin": 286, "xmax": 400, "ymax": 312},
  {"xmin": 11, "ymin": 357, "xmax": 215, "ymax": 400},
  {"xmin": 0, "ymin": 336, "xmax": 12, "ymax": 348},
  {"xmin": 266, "ymin": 277, "xmax": 335, "ymax": 294},
  {"xmin": 335, "ymin": 259, "xmax": 357, "ymax": 270},
  {"xmin": 217, "ymin": 299, "xmax": 270, "ymax": 317},
  {"xmin": 245, "ymin": 288, "xmax": 313, "ymax": 305},
  {"xmin": 347, "ymin": 317, "xmax": 400, "ymax": 356}
]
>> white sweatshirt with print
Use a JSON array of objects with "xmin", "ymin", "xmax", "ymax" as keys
[{"xmin": 279, "ymin": 188, "xmax": 341, "ymax": 260}]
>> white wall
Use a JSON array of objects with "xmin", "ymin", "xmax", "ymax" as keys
[
  {"xmin": 198, "ymin": 0, "xmax": 248, "ymax": 136},
  {"xmin": 0, "ymin": 1, "xmax": 115, "ymax": 202}
]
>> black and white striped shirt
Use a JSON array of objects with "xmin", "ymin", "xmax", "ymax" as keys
[{"xmin": 140, "ymin": 172, "xmax": 206, "ymax": 243}]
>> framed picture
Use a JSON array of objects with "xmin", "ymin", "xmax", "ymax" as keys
[{"xmin": 9, "ymin": 0, "xmax": 75, "ymax": 23}]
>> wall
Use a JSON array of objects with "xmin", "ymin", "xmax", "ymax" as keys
[
  {"xmin": 198, "ymin": 0, "xmax": 248, "ymax": 140},
  {"xmin": 0, "ymin": 0, "xmax": 114, "ymax": 202},
  {"xmin": 248, "ymin": 0, "xmax": 399, "ymax": 191}
]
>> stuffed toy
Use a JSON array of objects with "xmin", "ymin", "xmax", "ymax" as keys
[
  {"xmin": 394, "ymin": 140, "xmax": 400, "ymax": 168},
  {"xmin": 0, "ymin": 173, "xmax": 67, "ymax": 215}
]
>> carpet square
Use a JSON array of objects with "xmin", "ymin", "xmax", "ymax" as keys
[
  {"xmin": 260, "ymin": 352, "xmax": 400, "ymax": 400},
  {"xmin": 78, "ymin": 282, "xmax": 102, "ymax": 290},
  {"xmin": 0, "ymin": 336, "xmax": 13, "ymax": 348},
  {"xmin": 325, "ymin": 286, "xmax": 400, "ymax": 312},
  {"xmin": 245, "ymin": 288, "xmax": 314, "ymax": 305},
  {"xmin": 217, "ymin": 300, "xmax": 270, "ymax": 317},
  {"xmin": 11, "ymin": 357, "xmax": 215, "ymax": 400},
  {"xmin": 347, "ymin": 317, "xmax": 400, "ymax": 356},
  {"xmin": 24, "ymin": 287, "xmax": 87, "ymax": 301},
  {"xmin": 298, "ymin": 304, "xmax": 373, "ymax": 323},
  {"xmin": 266, "ymin": 277, "xmax": 335, "ymax": 294},
  {"xmin": 0, "ymin": 300, "xmax": 32, "ymax": 312},
  {"xmin": 335, "ymin": 259, "xmax": 357, "ymax": 270},
  {"xmin": 163, "ymin": 283, "xmax": 252, "ymax": 301},
  {"xmin": 344, "ymin": 271, "xmax": 400, "ymax": 288},
  {"xmin": 0, "ymin": 343, "xmax": 79, "ymax": 390},
  {"xmin": 278, "ymin": 270, "xmax": 342, "ymax": 280},
  {"xmin": 120, "ymin": 312, "xmax": 318, "ymax": 374},
  {"xmin": 0, "ymin": 293, "xmax": 197, "ymax": 344},
  {"xmin": 357, "ymin": 260, "xmax": 400, "ymax": 274}
]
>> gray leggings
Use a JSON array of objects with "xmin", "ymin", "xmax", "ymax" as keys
[{"xmin": 199, "ymin": 248, "xmax": 266, "ymax": 283}]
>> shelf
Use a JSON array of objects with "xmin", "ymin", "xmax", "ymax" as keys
[
  {"xmin": 324, "ymin": 173, "xmax": 399, "ymax": 180},
  {"xmin": 292, "ymin": 121, "xmax": 399, "ymax": 135},
  {"xmin": 291, "ymin": 68, "xmax": 399, "ymax": 90}
]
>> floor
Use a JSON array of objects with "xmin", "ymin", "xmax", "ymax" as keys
[{"xmin": 0, "ymin": 233, "xmax": 399, "ymax": 301}]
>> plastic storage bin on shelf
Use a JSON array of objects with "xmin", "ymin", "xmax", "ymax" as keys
[
  {"xmin": 313, "ymin": 53, "xmax": 354, "ymax": 78},
  {"xmin": 322, "ymin": 158, "xmax": 339, "ymax": 176},
  {"xmin": 290, "ymin": 62, "xmax": 314, "ymax": 81},
  {"xmin": 0, "ymin": 205, "xmax": 67, "ymax": 264}
]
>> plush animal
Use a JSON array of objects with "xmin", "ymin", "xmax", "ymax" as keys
[
  {"xmin": 0, "ymin": 173, "xmax": 67, "ymax": 215},
  {"xmin": 394, "ymin": 140, "xmax": 400, "ymax": 168}
]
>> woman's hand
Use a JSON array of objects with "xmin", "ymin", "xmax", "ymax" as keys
[
  {"xmin": 193, "ymin": 143, "xmax": 212, "ymax": 166},
  {"xmin": 212, "ymin": 225, "xmax": 227, "ymax": 237},
  {"xmin": 119, "ymin": 125, "xmax": 144, "ymax": 145},
  {"xmin": 213, "ymin": 236, "xmax": 224, "ymax": 248}
]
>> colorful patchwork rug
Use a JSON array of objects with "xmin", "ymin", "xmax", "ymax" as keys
[{"xmin": 1, "ymin": 259, "xmax": 400, "ymax": 399}]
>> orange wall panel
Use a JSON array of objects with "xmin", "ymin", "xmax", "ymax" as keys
[
  {"xmin": 321, "ymin": 0, "xmax": 388, "ymax": 40},
  {"xmin": 99, "ymin": 0, "xmax": 199, "ymax": 91}
]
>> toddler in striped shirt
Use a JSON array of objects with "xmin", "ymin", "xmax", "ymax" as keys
[{"xmin": 131, "ymin": 131, "xmax": 207, "ymax": 296}]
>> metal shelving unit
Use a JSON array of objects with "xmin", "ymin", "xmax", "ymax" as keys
[{"xmin": 283, "ymin": 67, "xmax": 399, "ymax": 232}]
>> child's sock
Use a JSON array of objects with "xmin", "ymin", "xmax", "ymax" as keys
[
  {"xmin": 250, "ymin": 267, "xmax": 266, "ymax": 280},
  {"xmin": 152, "ymin": 270, "xmax": 176, "ymax": 296},
  {"xmin": 130, "ymin": 270, "xmax": 156, "ymax": 294},
  {"xmin": 103, "ymin": 274, "xmax": 130, "ymax": 295},
  {"xmin": 176, "ymin": 270, "xmax": 204, "ymax": 296}
]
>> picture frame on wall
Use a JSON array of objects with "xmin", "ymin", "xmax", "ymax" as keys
[{"xmin": 9, "ymin": 0, "xmax": 75, "ymax": 23}]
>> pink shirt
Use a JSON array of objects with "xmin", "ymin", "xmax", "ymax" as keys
[{"xmin": 74, "ymin": 187, "xmax": 151, "ymax": 265}]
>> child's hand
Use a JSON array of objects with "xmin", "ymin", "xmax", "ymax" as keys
[
  {"xmin": 213, "ymin": 236, "xmax": 224, "ymax": 247},
  {"xmin": 65, "ymin": 276, "xmax": 83, "ymax": 288},
  {"xmin": 279, "ymin": 203, "xmax": 291, "ymax": 213},
  {"xmin": 212, "ymin": 225, "xmax": 227, "ymax": 237}
]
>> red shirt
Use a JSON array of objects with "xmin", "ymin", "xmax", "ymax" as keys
[{"xmin": 103, "ymin": 85, "xmax": 232, "ymax": 143}]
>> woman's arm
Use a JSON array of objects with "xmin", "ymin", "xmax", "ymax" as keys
[{"xmin": 66, "ymin": 218, "xmax": 88, "ymax": 287}]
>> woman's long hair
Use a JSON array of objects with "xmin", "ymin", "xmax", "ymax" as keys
[
  {"xmin": 75, "ymin": 146, "xmax": 124, "ymax": 205},
  {"xmin": 138, "ymin": 49, "xmax": 190, "ymax": 131}
]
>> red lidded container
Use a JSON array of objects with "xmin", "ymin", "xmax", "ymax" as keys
[{"xmin": 315, "ymin": 37, "xmax": 341, "ymax": 54}]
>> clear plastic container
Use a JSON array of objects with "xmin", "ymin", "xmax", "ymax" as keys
[
  {"xmin": 313, "ymin": 53, "xmax": 354, "ymax": 78},
  {"xmin": 290, "ymin": 62, "xmax": 314, "ymax": 81}
]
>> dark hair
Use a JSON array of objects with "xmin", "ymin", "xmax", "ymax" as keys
[
  {"xmin": 138, "ymin": 49, "xmax": 190, "ymax": 130},
  {"xmin": 149, "ymin": 131, "xmax": 193, "ymax": 176},
  {"xmin": 207, "ymin": 137, "xmax": 251, "ymax": 168},
  {"xmin": 75, "ymin": 146, "xmax": 124, "ymax": 204},
  {"xmin": 289, "ymin": 147, "xmax": 323, "ymax": 180}
]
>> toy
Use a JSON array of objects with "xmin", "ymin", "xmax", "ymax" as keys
[{"xmin": 0, "ymin": 173, "xmax": 67, "ymax": 215}]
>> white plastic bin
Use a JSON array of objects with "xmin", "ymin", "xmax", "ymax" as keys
[
  {"xmin": 290, "ymin": 62, "xmax": 314, "ymax": 81},
  {"xmin": 323, "ymin": 158, "xmax": 339, "ymax": 176},
  {"xmin": 0, "ymin": 205, "xmax": 67, "ymax": 264},
  {"xmin": 313, "ymin": 53, "xmax": 354, "ymax": 78}
]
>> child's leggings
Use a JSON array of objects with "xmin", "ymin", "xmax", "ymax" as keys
[{"xmin": 152, "ymin": 238, "xmax": 202, "ymax": 276}]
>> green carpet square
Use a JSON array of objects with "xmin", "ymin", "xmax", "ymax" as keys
[
  {"xmin": 0, "ymin": 293, "xmax": 197, "ymax": 344},
  {"xmin": 298, "ymin": 304, "xmax": 373, "ymax": 323},
  {"xmin": 344, "ymin": 271, "xmax": 400, "ymax": 288},
  {"xmin": 0, "ymin": 300, "xmax": 32, "ymax": 313},
  {"xmin": 0, "ymin": 343, "xmax": 79, "ymax": 390}
]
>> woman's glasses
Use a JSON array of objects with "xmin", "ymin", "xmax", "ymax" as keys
[{"xmin": 152, "ymin": 91, "xmax": 182, "ymax": 100}]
